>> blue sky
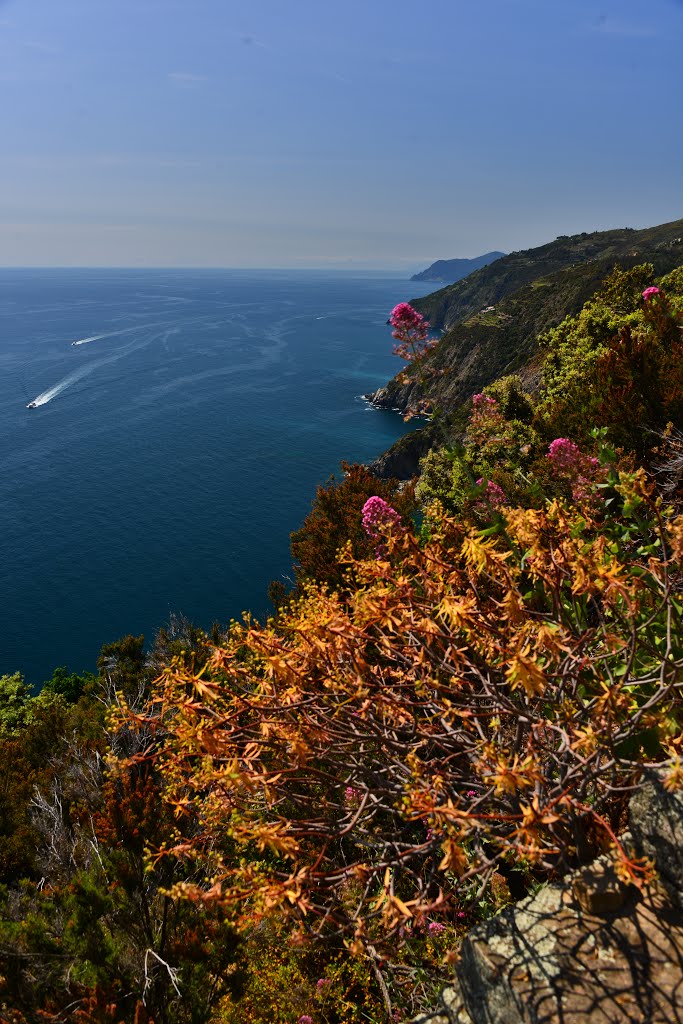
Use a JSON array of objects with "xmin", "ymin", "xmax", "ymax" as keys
[{"xmin": 1, "ymin": 0, "xmax": 681, "ymax": 268}]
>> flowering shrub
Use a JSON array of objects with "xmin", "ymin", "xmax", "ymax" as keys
[
  {"xmin": 546, "ymin": 437, "xmax": 606, "ymax": 504},
  {"xmin": 389, "ymin": 302, "xmax": 432, "ymax": 362},
  {"xmin": 417, "ymin": 378, "xmax": 539, "ymax": 519},
  {"xmin": 538, "ymin": 264, "xmax": 683, "ymax": 450},
  {"xmin": 116, "ymin": 473, "xmax": 683, "ymax": 978},
  {"xmin": 105, "ymin": 260, "xmax": 683, "ymax": 1023},
  {"xmin": 290, "ymin": 462, "xmax": 415, "ymax": 588}
]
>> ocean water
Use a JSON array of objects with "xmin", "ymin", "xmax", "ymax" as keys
[{"xmin": 0, "ymin": 268, "xmax": 434, "ymax": 685}]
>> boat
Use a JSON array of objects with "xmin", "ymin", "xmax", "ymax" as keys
[{"xmin": 26, "ymin": 401, "xmax": 37, "ymax": 409}]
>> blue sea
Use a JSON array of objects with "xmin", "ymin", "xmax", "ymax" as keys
[{"xmin": 0, "ymin": 268, "xmax": 434, "ymax": 685}]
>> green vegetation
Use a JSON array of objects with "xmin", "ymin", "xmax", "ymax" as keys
[
  {"xmin": 370, "ymin": 218, "xmax": 683, "ymax": 455},
  {"xmin": 2, "ymin": 235, "xmax": 683, "ymax": 1023}
]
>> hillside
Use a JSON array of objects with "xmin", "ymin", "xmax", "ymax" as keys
[
  {"xmin": 410, "ymin": 250, "xmax": 505, "ymax": 284},
  {"xmin": 369, "ymin": 218, "xmax": 683, "ymax": 475},
  {"xmin": 410, "ymin": 218, "xmax": 683, "ymax": 330}
]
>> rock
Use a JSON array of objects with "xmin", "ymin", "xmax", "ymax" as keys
[
  {"xmin": 629, "ymin": 771, "xmax": 683, "ymax": 908},
  {"xmin": 571, "ymin": 857, "xmax": 633, "ymax": 915},
  {"xmin": 368, "ymin": 426, "xmax": 436, "ymax": 480},
  {"xmin": 447, "ymin": 876, "xmax": 683, "ymax": 1023},
  {"xmin": 412, "ymin": 983, "xmax": 473, "ymax": 1024}
]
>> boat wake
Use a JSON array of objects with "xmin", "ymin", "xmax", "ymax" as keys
[
  {"xmin": 28, "ymin": 363, "xmax": 97, "ymax": 407},
  {"xmin": 71, "ymin": 332, "xmax": 109, "ymax": 346}
]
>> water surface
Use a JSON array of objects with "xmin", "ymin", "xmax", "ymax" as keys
[{"xmin": 0, "ymin": 268, "xmax": 432, "ymax": 683}]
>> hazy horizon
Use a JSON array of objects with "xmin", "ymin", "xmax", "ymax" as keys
[{"xmin": 2, "ymin": 0, "xmax": 682, "ymax": 268}]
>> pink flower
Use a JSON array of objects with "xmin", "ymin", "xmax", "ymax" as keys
[
  {"xmin": 390, "ymin": 302, "xmax": 425, "ymax": 332},
  {"xmin": 466, "ymin": 790, "xmax": 477, "ymax": 798},
  {"xmin": 547, "ymin": 438, "xmax": 604, "ymax": 504},
  {"xmin": 468, "ymin": 394, "xmax": 506, "ymax": 447},
  {"xmin": 316, "ymin": 978, "xmax": 331, "ymax": 989},
  {"xmin": 475, "ymin": 479, "xmax": 506, "ymax": 507},
  {"xmin": 389, "ymin": 302, "xmax": 435, "ymax": 365},
  {"xmin": 361, "ymin": 497, "xmax": 402, "ymax": 556},
  {"xmin": 642, "ymin": 286, "xmax": 660, "ymax": 300},
  {"xmin": 344, "ymin": 785, "xmax": 362, "ymax": 805},
  {"xmin": 472, "ymin": 393, "xmax": 498, "ymax": 411},
  {"xmin": 298, "ymin": 1017, "xmax": 314, "ymax": 1024},
  {"xmin": 428, "ymin": 921, "xmax": 446, "ymax": 935},
  {"xmin": 547, "ymin": 437, "xmax": 582, "ymax": 470}
]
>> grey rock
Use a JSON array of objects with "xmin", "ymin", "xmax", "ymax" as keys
[
  {"xmin": 448, "ymin": 873, "xmax": 683, "ymax": 1023},
  {"xmin": 629, "ymin": 771, "xmax": 683, "ymax": 908}
]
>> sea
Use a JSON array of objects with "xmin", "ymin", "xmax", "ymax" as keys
[{"xmin": 0, "ymin": 268, "xmax": 435, "ymax": 686}]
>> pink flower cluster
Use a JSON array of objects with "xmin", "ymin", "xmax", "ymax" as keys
[
  {"xmin": 471, "ymin": 393, "xmax": 498, "ymax": 412},
  {"xmin": 475, "ymin": 478, "xmax": 506, "ymax": 508},
  {"xmin": 361, "ymin": 496, "xmax": 401, "ymax": 540},
  {"xmin": 390, "ymin": 302, "xmax": 427, "ymax": 334},
  {"xmin": 298, "ymin": 1017, "xmax": 314, "ymax": 1024},
  {"xmin": 547, "ymin": 438, "xmax": 603, "ymax": 504},
  {"xmin": 468, "ymin": 393, "xmax": 506, "ymax": 445},
  {"xmin": 428, "ymin": 921, "xmax": 446, "ymax": 935},
  {"xmin": 389, "ymin": 301, "xmax": 436, "ymax": 363},
  {"xmin": 642, "ymin": 286, "xmax": 660, "ymax": 301}
]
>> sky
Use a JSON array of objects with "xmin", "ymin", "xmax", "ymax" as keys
[{"xmin": 1, "ymin": 0, "xmax": 682, "ymax": 269}]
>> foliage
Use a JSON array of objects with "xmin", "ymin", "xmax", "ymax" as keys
[
  {"xmin": 4, "ymin": 258, "xmax": 683, "ymax": 1023},
  {"xmin": 114, "ymin": 469, "xmax": 683, "ymax": 1009},
  {"xmin": 0, "ymin": 674, "xmax": 34, "ymax": 736},
  {"xmin": 290, "ymin": 462, "xmax": 416, "ymax": 589},
  {"xmin": 216, "ymin": 920, "xmax": 387, "ymax": 1024},
  {"xmin": 0, "ymin": 641, "xmax": 243, "ymax": 1024},
  {"xmin": 416, "ymin": 377, "xmax": 540, "ymax": 519},
  {"xmin": 537, "ymin": 264, "xmax": 683, "ymax": 449},
  {"xmin": 42, "ymin": 665, "xmax": 97, "ymax": 704},
  {"xmin": 374, "ymin": 221, "xmax": 683, "ymax": 427}
]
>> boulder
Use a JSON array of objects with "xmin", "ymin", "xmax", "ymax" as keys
[{"xmin": 629, "ymin": 771, "xmax": 683, "ymax": 908}]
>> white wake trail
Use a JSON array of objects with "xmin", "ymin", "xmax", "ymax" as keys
[
  {"xmin": 71, "ymin": 333, "xmax": 109, "ymax": 346},
  {"xmin": 29, "ymin": 364, "xmax": 96, "ymax": 406}
]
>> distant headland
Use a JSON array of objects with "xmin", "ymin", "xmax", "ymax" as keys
[{"xmin": 410, "ymin": 250, "xmax": 506, "ymax": 283}]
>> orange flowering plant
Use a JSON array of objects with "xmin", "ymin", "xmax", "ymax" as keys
[{"xmin": 112, "ymin": 472, "xmax": 683, "ymax": 956}]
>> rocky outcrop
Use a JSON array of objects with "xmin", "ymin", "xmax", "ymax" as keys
[
  {"xmin": 630, "ymin": 771, "xmax": 683, "ymax": 909},
  {"xmin": 368, "ymin": 424, "xmax": 436, "ymax": 480},
  {"xmin": 415, "ymin": 775, "xmax": 683, "ymax": 1024}
]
